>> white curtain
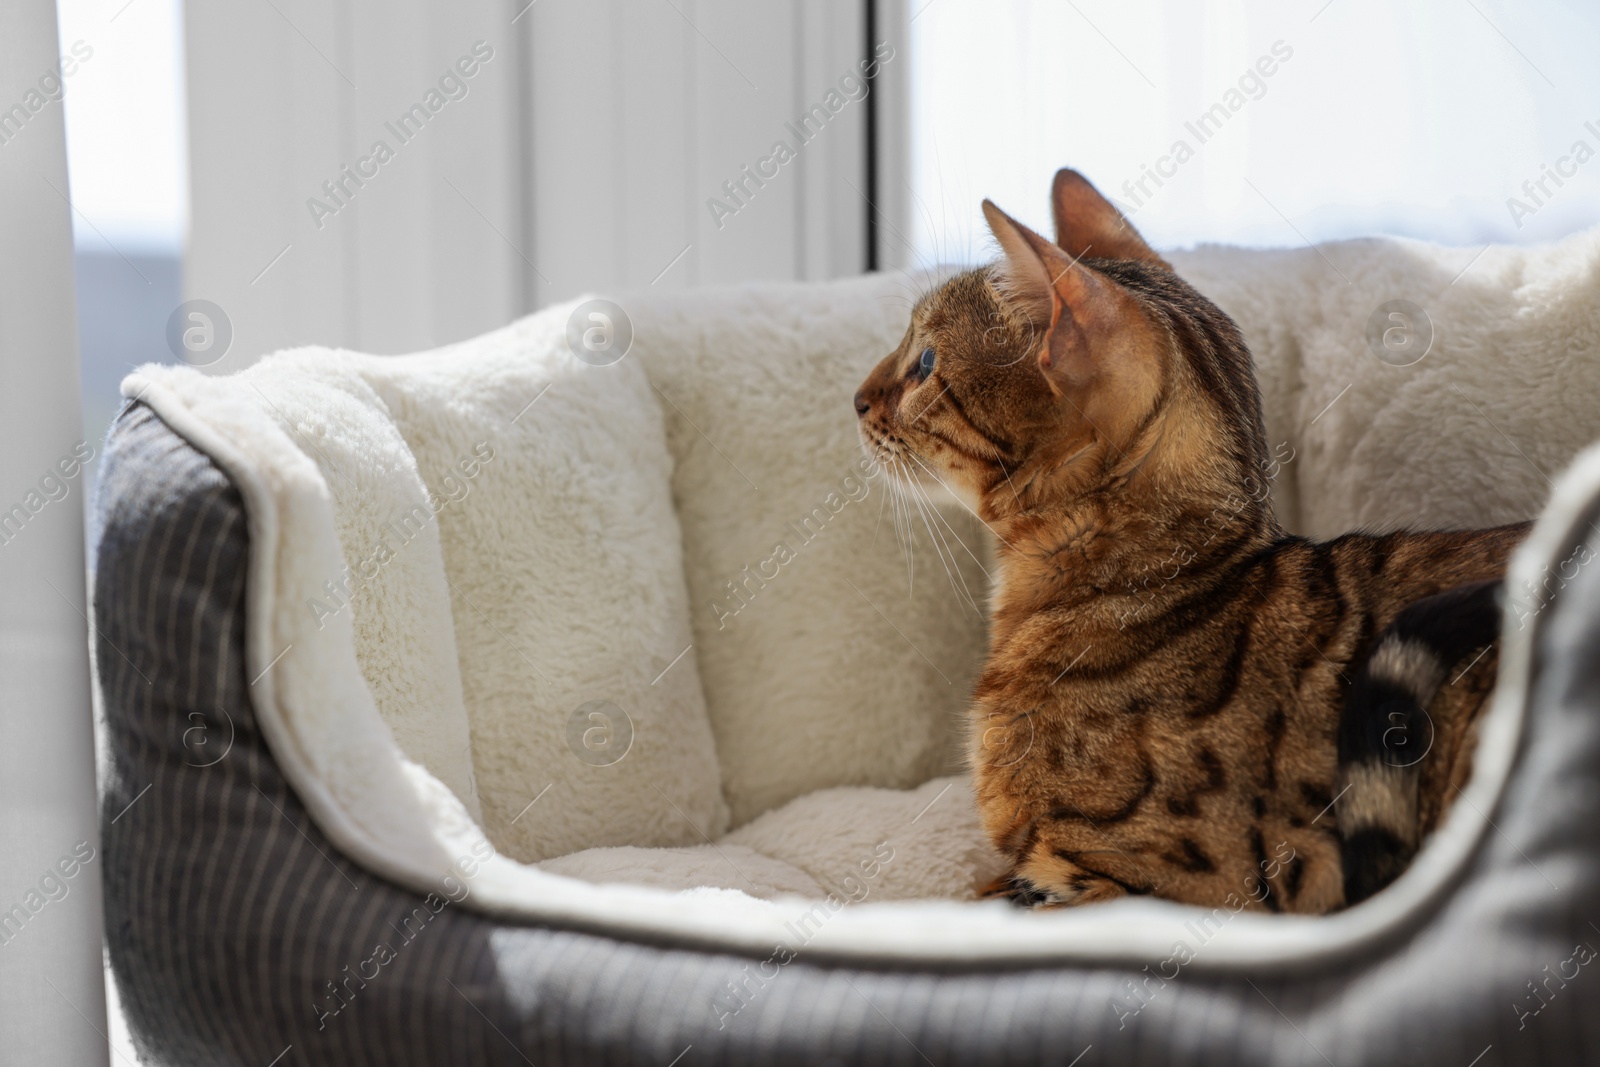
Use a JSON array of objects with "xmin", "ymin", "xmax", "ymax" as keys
[
  {"xmin": 0, "ymin": 1, "xmax": 109, "ymax": 1063},
  {"xmin": 180, "ymin": 0, "xmax": 874, "ymax": 366},
  {"xmin": 906, "ymin": 0, "xmax": 1600, "ymax": 266}
]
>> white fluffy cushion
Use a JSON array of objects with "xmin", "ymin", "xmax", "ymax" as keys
[
  {"xmin": 547, "ymin": 776, "xmax": 1008, "ymax": 903},
  {"xmin": 624, "ymin": 276, "xmax": 991, "ymax": 825},
  {"xmin": 1171, "ymin": 236, "xmax": 1600, "ymax": 537},
  {"xmin": 125, "ymin": 308, "xmax": 729, "ymax": 863}
]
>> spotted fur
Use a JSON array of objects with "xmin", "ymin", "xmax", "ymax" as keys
[{"xmin": 853, "ymin": 169, "xmax": 1528, "ymax": 913}]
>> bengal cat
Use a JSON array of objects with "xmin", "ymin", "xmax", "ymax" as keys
[{"xmin": 853, "ymin": 169, "xmax": 1528, "ymax": 914}]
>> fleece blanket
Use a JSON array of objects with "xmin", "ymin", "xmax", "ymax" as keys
[{"xmin": 120, "ymin": 224, "xmax": 1600, "ymax": 963}]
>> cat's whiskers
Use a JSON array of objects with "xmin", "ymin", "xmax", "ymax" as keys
[
  {"xmin": 912, "ymin": 478, "xmax": 992, "ymax": 583},
  {"xmin": 899, "ymin": 466, "xmax": 969, "ymax": 613},
  {"xmin": 869, "ymin": 432, "xmax": 985, "ymax": 605},
  {"xmin": 897, "ymin": 458, "xmax": 919, "ymax": 597},
  {"xmin": 901, "ymin": 476, "xmax": 955, "ymax": 606},
  {"xmin": 870, "ymin": 459, "xmax": 890, "ymax": 548},
  {"xmin": 902, "ymin": 472, "xmax": 984, "ymax": 616},
  {"xmin": 901, "ymin": 444, "xmax": 1016, "ymax": 551},
  {"xmin": 882, "ymin": 454, "xmax": 915, "ymax": 596},
  {"xmin": 871, "ymin": 439, "xmax": 990, "ymax": 616}
]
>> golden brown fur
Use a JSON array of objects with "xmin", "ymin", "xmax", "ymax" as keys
[{"xmin": 853, "ymin": 170, "xmax": 1527, "ymax": 913}]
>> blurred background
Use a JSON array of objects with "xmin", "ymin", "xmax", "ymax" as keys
[{"xmin": 59, "ymin": 0, "xmax": 1600, "ymax": 542}]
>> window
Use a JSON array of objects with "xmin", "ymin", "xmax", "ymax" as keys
[
  {"xmin": 906, "ymin": 0, "xmax": 1600, "ymax": 267},
  {"xmin": 57, "ymin": 0, "xmax": 188, "ymax": 545}
]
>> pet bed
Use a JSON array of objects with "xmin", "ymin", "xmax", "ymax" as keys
[{"xmin": 97, "ymin": 230, "xmax": 1600, "ymax": 1065}]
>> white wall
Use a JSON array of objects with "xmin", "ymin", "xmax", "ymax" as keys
[{"xmin": 185, "ymin": 0, "xmax": 893, "ymax": 365}]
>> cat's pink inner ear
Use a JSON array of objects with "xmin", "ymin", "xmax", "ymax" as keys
[
  {"xmin": 1011, "ymin": 222, "xmax": 1111, "ymax": 395},
  {"xmin": 1050, "ymin": 168, "xmax": 1170, "ymax": 270},
  {"xmin": 983, "ymin": 198, "xmax": 1120, "ymax": 397}
]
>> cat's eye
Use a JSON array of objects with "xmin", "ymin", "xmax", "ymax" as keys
[{"xmin": 916, "ymin": 347, "xmax": 936, "ymax": 381}]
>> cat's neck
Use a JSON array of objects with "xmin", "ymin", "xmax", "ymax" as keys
[{"xmin": 983, "ymin": 480, "xmax": 1277, "ymax": 642}]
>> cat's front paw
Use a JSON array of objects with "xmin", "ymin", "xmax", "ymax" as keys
[{"xmin": 978, "ymin": 873, "xmax": 1064, "ymax": 908}]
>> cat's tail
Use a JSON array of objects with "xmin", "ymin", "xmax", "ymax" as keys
[{"xmin": 1336, "ymin": 579, "xmax": 1503, "ymax": 905}]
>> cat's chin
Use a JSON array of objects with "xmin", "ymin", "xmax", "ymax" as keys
[
  {"xmin": 884, "ymin": 458, "xmax": 979, "ymax": 514},
  {"xmin": 858, "ymin": 429, "xmax": 982, "ymax": 512},
  {"xmin": 905, "ymin": 471, "xmax": 971, "ymax": 511}
]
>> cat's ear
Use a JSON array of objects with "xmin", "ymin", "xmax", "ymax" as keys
[
  {"xmin": 982, "ymin": 198, "xmax": 1057, "ymax": 325},
  {"xmin": 1050, "ymin": 168, "xmax": 1168, "ymax": 269},
  {"xmin": 984, "ymin": 199, "xmax": 1115, "ymax": 394}
]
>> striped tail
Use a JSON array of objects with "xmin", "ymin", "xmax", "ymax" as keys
[{"xmin": 1337, "ymin": 579, "xmax": 1503, "ymax": 905}]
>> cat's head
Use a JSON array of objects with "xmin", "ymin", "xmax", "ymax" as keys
[{"xmin": 854, "ymin": 169, "xmax": 1272, "ymax": 533}]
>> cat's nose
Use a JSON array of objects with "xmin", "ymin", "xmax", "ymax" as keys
[{"xmin": 854, "ymin": 390, "xmax": 871, "ymax": 417}]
